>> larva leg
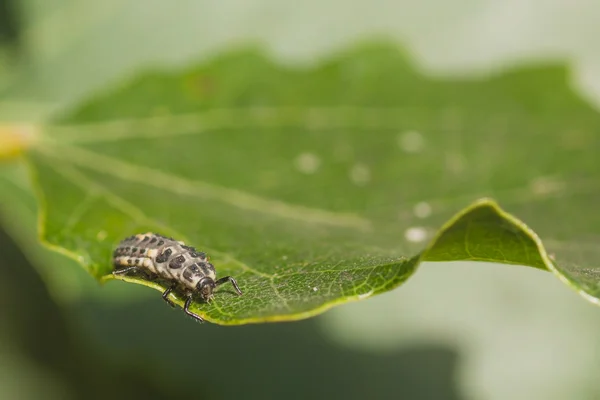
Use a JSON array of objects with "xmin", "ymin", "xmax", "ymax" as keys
[
  {"xmin": 113, "ymin": 265, "xmax": 156, "ymax": 281},
  {"xmin": 141, "ymin": 271, "xmax": 158, "ymax": 281},
  {"xmin": 215, "ymin": 276, "xmax": 243, "ymax": 296},
  {"xmin": 113, "ymin": 266, "xmax": 139, "ymax": 275},
  {"xmin": 183, "ymin": 295, "xmax": 204, "ymax": 323},
  {"xmin": 161, "ymin": 284, "xmax": 177, "ymax": 308}
]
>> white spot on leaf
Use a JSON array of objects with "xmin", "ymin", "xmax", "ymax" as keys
[
  {"xmin": 313, "ymin": 287, "xmax": 319, "ymax": 292},
  {"xmin": 445, "ymin": 152, "xmax": 466, "ymax": 174},
  {"xmin": 530, "ymin": 176, "xmax": 565, "ymax": 196},
  {"xmin": 413, "ymin": 202, "xmax": 432, "ymax": 219},
  {"xmin": 404, "ymin": 226, "xmax": 428, "ymax": 243},
  {"xmin": 349, "ymin": 163, "xmax": 371, "ymax": 186},
  {"xmin": 357, "ymin": 290, "xmax": 374, "ymax": 300},
  {"xmin": 295, "ymin": 152, "xmax": 321, "ymax": 174},
  {"xmin": 397, "ymin": 130, "xmax": 425, "ymax": 153}
]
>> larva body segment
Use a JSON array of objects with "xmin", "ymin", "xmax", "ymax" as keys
[
  {"xmin": 113, "ymin": 232, "xmax": 215, "ymax": 289},
  {"xmin": 112, "ymin": 232, "xmax": 242, "ymax": 323}
]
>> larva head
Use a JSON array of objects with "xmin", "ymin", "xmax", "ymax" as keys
[{"xmin": 196, "ymin": 276, "xmax": 216, "ymax": 301}]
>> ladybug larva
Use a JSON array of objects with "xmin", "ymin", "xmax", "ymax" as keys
[{"xmin": 112, "ymin": 232, "xmax": 242, "ymax": 322}]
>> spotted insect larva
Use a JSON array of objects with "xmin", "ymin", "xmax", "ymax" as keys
[{"xmin": 112, "ymin": 232, "xmax": 242, "ymax": 322}]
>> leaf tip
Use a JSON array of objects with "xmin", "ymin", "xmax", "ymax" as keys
[{"xmin": 468, "ymin": 196, "xmax": 501, "ymax": 208}]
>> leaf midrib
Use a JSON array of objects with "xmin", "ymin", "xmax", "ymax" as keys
[{"xmin": 37, "ymin": 142, "xmax": 372, "ymax": 232}]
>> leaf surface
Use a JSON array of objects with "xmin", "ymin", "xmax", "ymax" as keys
[{"xmin": 10, "ymin": 43, "xmax": 600, "ymax": 323}]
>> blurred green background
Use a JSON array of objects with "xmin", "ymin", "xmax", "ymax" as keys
[{"xmin": 2, "ymin": 1, "xmax": 600, "ymax": 399}]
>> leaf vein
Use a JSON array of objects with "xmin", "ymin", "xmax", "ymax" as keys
[
  {"xmin": 43, "ymin": 153, "xmax": 268, "ymax": 279},
  {"xmin": 41, "ymin": 143, "xmax": 371, "ymax": 231}
]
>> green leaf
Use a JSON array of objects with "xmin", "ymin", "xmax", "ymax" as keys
[{"xmin": 10, "ymin": 42, "xmax": 600, "ymax": 324}]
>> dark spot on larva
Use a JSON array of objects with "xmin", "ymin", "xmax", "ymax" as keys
[
  {"xmin": 197, "ymin": 262, "xmax": 211, "ymax": 276},
  {"xmin": 182, "ymin": 245, "xmax": 193, "ymax": 251},
  {"xmin": 127, "ymin": 258, "xmax": 134, "ymax": 265},
  {"xmin": 183, "ymin": 264, "xmax": 202, "ymax": 282},
  {"xmin": 191, "ymin": 251, "xmax": 206, "ymax": 259},
  {"xmin": 142, "ymin": 236, "xmax": 149, "ymax": 242},
  {"xmin": 125, "ymin": 246, "xmax": 130, "ymax": 251},
  {"xmin": 182, "ymin": 269, "xmax": 194, "ymax": 282},
  {"xmin": 157, "ymin": 240, "xmax": 164, "ymax": 246},
  {"xmin": 169, "ymin": 255, "xmax": 185, "ymax": 269},
  {"xmin": 155, "ymin": 248, "xmax": 172, "ymax": 263},
  {"xmin": 150, "ymin": 237, "xmax": 157, "ymax": 244},
  {"xmin": 132, "ymin": 247, "xmax": 138, "ymax": 253},
  {"xmin": 134, "ymin": 259, "xmax": 141, "ymax": 265},
  {"xmin": 139, "ymin": 248, "xmax": 146, "ymax": 254}
]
